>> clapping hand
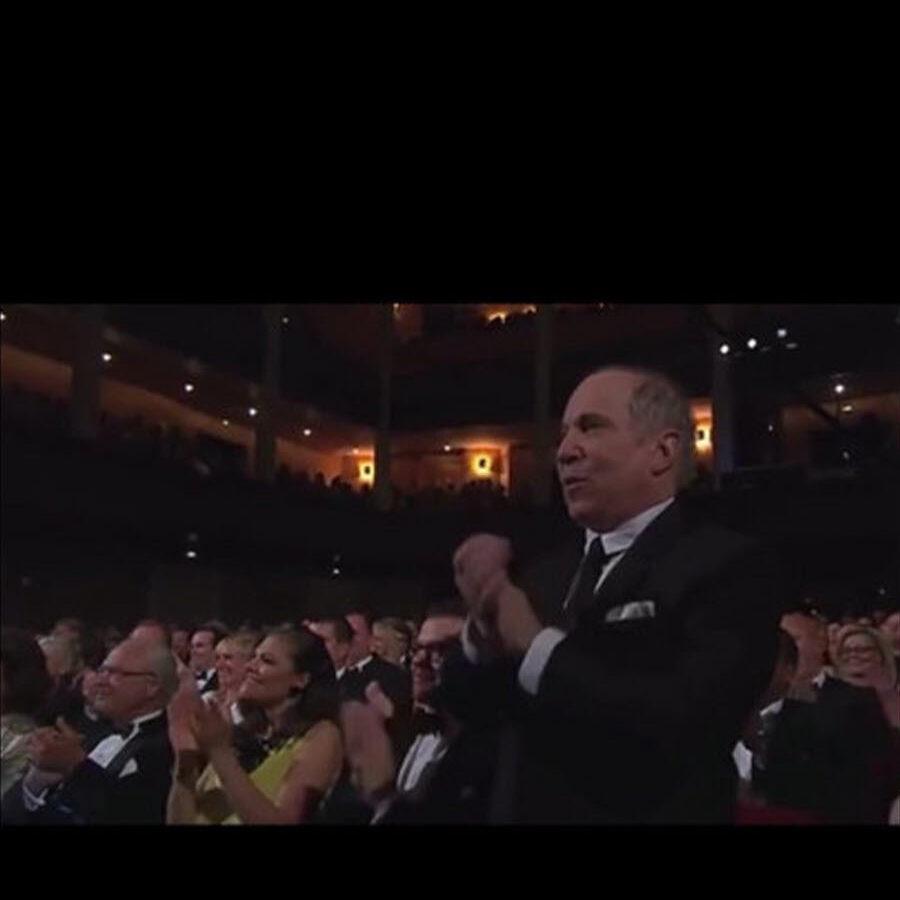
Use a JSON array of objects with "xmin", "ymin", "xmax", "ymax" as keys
[
  {"xmin": 454, "ymin": 534, "xmax": 542, "ymax": 657},
  {"xmin": 453, "ymin": 534, "xmax": 512, "ymax": 621},
  {"xmin": 168, "ymin": 669, "xmax": 204, "ymax": 752},
  {"xmin": 27, "ymin": 718, "xmax": 86, "ymax": 777},
  {"xmin": 340, "ymin": 683, "xmax": 396, "ymax": 806},
  {"xmin": 189, "ymin": 698, "xmax": 232, "ymax": 755}
]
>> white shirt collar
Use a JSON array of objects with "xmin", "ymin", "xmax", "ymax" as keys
[
  {"xmin": 353, "ymin": 655, "xmax": 374, "ymax": 672},
  {"xmin": 117, "ymin": 708, "xmax": 164, "ymax": 736},
  {"xmin": 584, "ymin": 497, "xmax": 675, "ymax": 557}
]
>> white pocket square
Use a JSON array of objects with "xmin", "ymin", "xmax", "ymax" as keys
[
  {"xmin": 605, "ymin": 601, "xmax": 656, "ymax": 622},
  {"xmin": 118, "ymin": 759, "xmax": 138, "ymax": 778}
]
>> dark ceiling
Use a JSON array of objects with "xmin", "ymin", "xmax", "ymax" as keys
[{"xmin": 100, "ymin": 302, "xmax": 899, "ymax": 431}]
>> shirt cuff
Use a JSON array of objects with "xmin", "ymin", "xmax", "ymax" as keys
[{"xmin": 517, "ymin": 628, "xmax": 566, "ymax": 696}]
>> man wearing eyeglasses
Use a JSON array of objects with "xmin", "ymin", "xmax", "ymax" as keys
[
  {"xmin": 2, "ymin": 638, "xmax": 177, "ymax": 824},
  {"xmin": 340, "ymin": 600, "xmax": 505, "ymax": 823}
]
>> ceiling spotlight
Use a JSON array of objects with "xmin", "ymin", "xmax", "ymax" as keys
[
  {"xmin": 0, "ymin": 311, "xmax": 5, "ymax": 322},
  {"xmin": 186, "ymin": 550, "xmax": 197, "ymax": 560},
  {"xmin": 248, "ymin": 407, "xmax": 258, "ymax": 417},
  {"xmin": 841, "ymin": 404, "xmax": 853, "ymax": 413},
  {"xmin": 834, "ymin": 383, "xmax": 846, "ymax": 395},
  {"xmin": 841, "ymin": 450, "xmax": 850, "ymax": 461},
  {"xmin": 746, "ymin": 338, "xmax": 758, "ymax": 350},
  {"xmin": 101, "ymin": 352, "xmax": 112, "ymax": 363},
  {"xmin": 767, "ymin": 424, "xmax": 775, "ymax": 433},
  {"xmin": 282, "ymin": 316, "xmax": 289, "ymax": 324},
  {"xmin": 352, "ymin": 447, "xmax": 359, "ymax": 455},
  {"xmin": 718, "ymin": 343, "xmax": 730, "ymax": 356},
  {"xmin": 302, "ymin": 428, "xmax": 312, "ymax": 437},
  {"xmin": 332, "ymin": 567, "xmax": 341, "ymax": 576},
  {"xmin": 443, "ymin": 444, "xmax": 452, "ymax": 452},
  {"xmin": 184, "ymin": 383, "xmax": 194, "ymax": 393},
  {"xmin": 222, "ymin": 419, "xmax": 230, "ymax": 427},
  {"xmin": 776, "ymin": 328, "xmax": 788, "ymax": 339},
  {"xmin": 785, "ymin": 342, "xmax": 799, "ymax": 350}
]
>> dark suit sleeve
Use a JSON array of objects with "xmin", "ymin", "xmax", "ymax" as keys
[
  {"xmin": 53, "ymin": 739, "xmax": 174, "ymax": 824},
  {"xmin": 534, "ymin": 544, "xmax": 784, "ymax": 763}
]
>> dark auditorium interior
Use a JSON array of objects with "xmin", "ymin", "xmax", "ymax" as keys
[
  {"xmin": 1, "ymin": 300, "xmax": 898, "ymax": 825},
  {"xmin": 3, "ymin": 301, "xmax": 896, "ymax": 629}
]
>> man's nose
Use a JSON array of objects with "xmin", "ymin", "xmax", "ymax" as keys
[{"xmin": 557, "ymin": 433, "xmax": 579, "ymax": 466}]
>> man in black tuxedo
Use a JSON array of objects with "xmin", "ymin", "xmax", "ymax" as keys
[
  {"xmin": 453, "ymin": 366, "xmax": 785, "ymax": 823},
  {"xmin": 190, "ymin": 623, "xmax": 227, "ymax": 695},
  {"xmin": 340, "ymin": 602, "xmax": 504, "ymax": 824},
  {"xmin": 2, "ymin": 636, "xmax": 177, "ymax": 824},
  {"xmin": 338, "ymin": 611, "xmax": 412, "ymax": 721}
]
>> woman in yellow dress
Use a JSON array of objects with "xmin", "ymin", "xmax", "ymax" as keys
[{"xmin": 167, "ymin": 626, "xmax": 343, "ymax": 825}]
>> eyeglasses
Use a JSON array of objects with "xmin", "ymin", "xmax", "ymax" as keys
[
  {"xmin": 97, "ymin": 665, "xmax": 157, "ymax": 679},
  {"xmin": 412, "ymin": 639, "xmax": 459, "ymax": 659}
]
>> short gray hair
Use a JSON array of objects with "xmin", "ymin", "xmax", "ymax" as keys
[
  {"xmin": 593, "ymin": 365, "xmax": 697, "ymax": 488},
  {"xmin": 145, "ymin": 644, "xmax": 179, "ymax": 701}
]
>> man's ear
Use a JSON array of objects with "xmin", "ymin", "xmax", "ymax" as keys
[{"xmin": 649, "ymin": 430, "xmax": 680, "ymax": 477}]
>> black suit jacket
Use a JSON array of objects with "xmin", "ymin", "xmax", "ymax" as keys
[
  {"xmin": 459, "ymin": 497, "xmax": 786, "ymax": 823},
  {"xmin": 340, "ymin": 657, "xmax": 411, "ymax": 713},
  {"xmin": 2, "ymin": 711, "xmax": 174, "ymax": 825},
  {"xmin": 759, "ymin": 676, "xmax": 900, "ymax": 823}
]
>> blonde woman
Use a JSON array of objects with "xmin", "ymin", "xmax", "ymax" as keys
[
  {"xmin": 203, "ymin": 632, "xmax": 260, "ymax": 725},
  {"xmin": 833, "ymin": 625, "xmax": 899, "ymax": 729}
]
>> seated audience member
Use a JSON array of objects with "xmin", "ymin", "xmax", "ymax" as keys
[
  {"xmin": 131, "ymin": 619, "xmax": 172, "ymax": 648},
  {"xmin": 38, "ymin": 633, "xmax": 84, "ymax": 723},
  {"xmin": 51, "ymin": 618, "xmax": 86, "ymax": 645},
  {"xmin": 834, "ymin": 625, "xmax": 899, "ymax": 728},
  {"xmin": 167, "ymin": 627, "xmax": 342, "ymax": 825},
  {"xmin": 170, "ymin": 626, "xmax": 191, "ymax": 666},
  {"xmin": 2, "ymin": 637, "xmax": 177, "ymax": 824},
  {"xmin": 308, "ymin": 618, "xmax": 353, "ymax": 679},
  {"xmin": 50, "ymin": 631, "xmax": 112, "ymax": 749},
  {"xmin": 760, "ymin": 625, "xmax": 900, "ymax": 823},
  {"xmin": 734, "ymin": 629, "xmax": 799, "ymax": 787},
  {"xmin": 371, "ymin": 618, "xmax": 412, "ymax": 668},
  {"xmin": 340, "ymin": 611, "xmax": 411, "ymax": 720},
  {"xmin": 190, "ymin": 622, "xmax": 229, "ymax": 694},
  {"xmin": 880, "ymin": 611, "xmax": 900, "ymax": 666},
  {"xmin": 203, "ymin": 632, "xmax": 259, "ymax": 724},
  {"xmin": 340, "ymin": 600, "xmax": 501, "ymax": 823},
  {"xmin": 1, "ymin": 629, "xmax": 53, "ymax": 799},
  {"xmin": 779, "ymin": 611, "xmax": 829, "ymax": 699}
]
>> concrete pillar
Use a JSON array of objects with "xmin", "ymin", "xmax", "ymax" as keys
[
  {"xmin": 374, "ymin": 304, "xmax": 394, "ymax": 512},
  {"xmin": 254, "ymin": 303, "xmax": 284, "ymax": 484},
  {"xmin": 69, "ymin": 304, "xmax": 105, "ymax": 441},
  {"xmin": 533, "ymin": 303, "xmax": 554, "ymax": 506}
]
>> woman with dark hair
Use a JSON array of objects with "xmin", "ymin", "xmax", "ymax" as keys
[
  {"xmin": 1, "ymin": 629, "xmax": 53, "ymax": 797},
  {"xmin": 167, "ymin": 627, "xmax": 343, "ymax": 824}
]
